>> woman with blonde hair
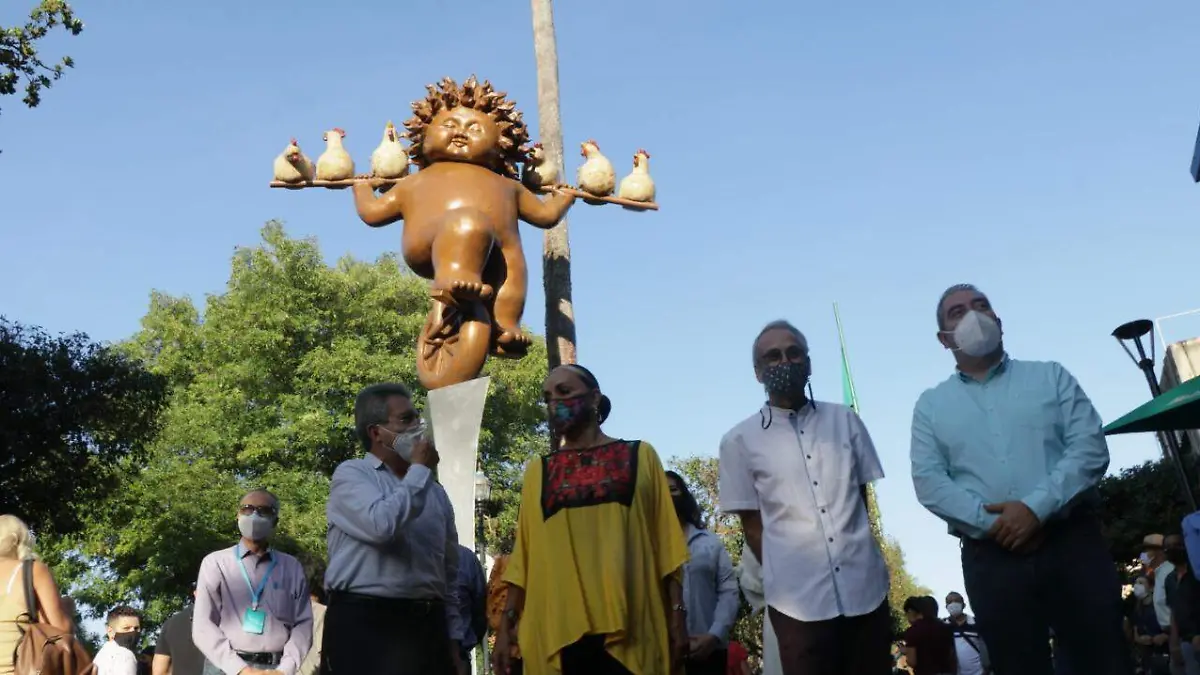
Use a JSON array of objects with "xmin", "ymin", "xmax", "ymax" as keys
[{"xmin": 0, "ymin": 514, "xmax": 71, "ymax": 674}]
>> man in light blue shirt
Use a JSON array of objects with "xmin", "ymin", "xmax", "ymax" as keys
[
  {"xmin": 322, "ymin": 382, "xmax": 462, "ymax": 675},
  {"xmin": 909, "ymin": 283, "xmax": 1131, "ymax": 675}
]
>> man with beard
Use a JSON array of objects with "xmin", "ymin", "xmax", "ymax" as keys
[
  {"xmin": 909, "ymin": 284, "xmax": 1130, "ymax": 675},
  {"xmin": 718, "ymin": 320, "xmax": 892, "ymax": 675}
]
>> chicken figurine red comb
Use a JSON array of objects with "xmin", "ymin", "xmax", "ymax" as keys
[
  {"xmin": 636, "ymin": 149, "xmax": 650, "ymax": 158},
  {"xmin": 533, "ymin": 142, "xmax": 543, "ymax": 149},
  {"xmin": 289, "ymin": 137, "xmax": 298, "ymax": 146},
  {"xmin": 333, "ymin": 128, "xmax": 346, "ymax": 138}
]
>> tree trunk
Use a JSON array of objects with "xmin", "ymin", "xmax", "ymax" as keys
[{"xmin": 530, "ymin": 0, "xmax": 577, "ymax": 368}]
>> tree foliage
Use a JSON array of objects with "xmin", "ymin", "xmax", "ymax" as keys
[
  {"xmin": 668, "ymin": 455, "xmax": 930, "ymax": 654},
  {"xmin": 1, "ymin": 2, "xmax": 83, "ymax": 118},
  {"xmin": 0, "ymin": 318, "xmax": 167, "ymax": 539},
  {"xmin": 46, "ymin": 222, "xmax": 549, "ymax": 627},
  {"xmin": 1099, "ymin": 459, "xmax": 1191, "ymax": 565}
]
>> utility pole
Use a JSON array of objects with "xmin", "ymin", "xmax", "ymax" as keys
[{"xmin": 530, "ymin": 0, "xmax": 577, "ymax": 368}]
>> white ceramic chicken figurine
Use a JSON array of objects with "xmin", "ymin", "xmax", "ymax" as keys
[
  {"xmin": 577, "ymin": 140, "xmax": 615, "ymax": 199},
  {"xmin": 272, "ymin": 138, "xmax": 314, "ymax": 184},
  {"xmin": 316, "ymin": 128, "xmax": 355, "ymax": 182},
  {"xmin": 522, "ymin": 142, "xmax": 558, "ymax": 190},
  {"xmin": 617, "ymin": 149, "xmax": 655, "ymax": 203},
  {"xmin": 371, "ymin": 121, "xmax": 409, "ymax": 179}
]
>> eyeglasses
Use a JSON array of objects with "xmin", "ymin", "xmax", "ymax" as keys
[
  {"xmin": 759, "ymin": 346, "xmax": 808, "ymax": 367},
  {"xmin": 238, "ymin": 504, "xmax": 277, "ymax": 517}
]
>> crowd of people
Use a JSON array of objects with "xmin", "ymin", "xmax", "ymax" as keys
[{"xmin": 0, "ymin": 281, "xmax": 1196, "ymax": 675}]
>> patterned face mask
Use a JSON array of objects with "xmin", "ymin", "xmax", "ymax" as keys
[
  {"xmin": 549, "ymin": 393, "xmax": 593, "ymax": 434},
  {"xmin": 762, "ymin": 361, "xmax": 808, "ymax": 398}
]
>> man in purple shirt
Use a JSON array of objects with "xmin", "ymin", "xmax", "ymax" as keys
[{"xmin": 193, "ymin": 489, "xmax": 314, "ymax": 675}]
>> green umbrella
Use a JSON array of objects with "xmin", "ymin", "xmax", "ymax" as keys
[{"xmin": 1104, "ymin": 376, "xmax": 1200, "ymax": 435}]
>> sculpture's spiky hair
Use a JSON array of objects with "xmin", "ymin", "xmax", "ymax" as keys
[{"xmin": 403, "ymin": 75, "xmax": 531, "ymax": 179}]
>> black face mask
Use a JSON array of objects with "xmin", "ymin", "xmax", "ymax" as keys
[
  {"xmin": 1166, "ymin": 547, "xmax": 1189, "ymax": 566},
  {"xmin": 113, "ymin": 630, "xmax": 140, "ymax": 650},
  {"xmin": 762, "ymin": 362, "xmax": 808, "ymax": 399},
  {"xmin": 671, "ymin": 494, "xmax": 688, "ymax": 520}
]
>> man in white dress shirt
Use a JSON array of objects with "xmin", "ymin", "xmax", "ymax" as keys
[
  {"xmin": 718, "ymin": 320, "xmax": 891, "ymax": 675},
  {"xmin": 94, "ymin": 606, "xmax": 142, "ymax": 675}
]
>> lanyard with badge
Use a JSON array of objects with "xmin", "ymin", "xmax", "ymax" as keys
[{"xmin": 236, "ymin": 547, "xmax": 277, "ymax": 635}]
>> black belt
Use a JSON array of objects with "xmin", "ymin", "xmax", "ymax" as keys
[
  {"xmin": 236, "ymin": 651, "xmax": 282, "ymax": 666},
  {"xmin": 327, "ymin": 591, "xmax": 444, "ymax": 613}
]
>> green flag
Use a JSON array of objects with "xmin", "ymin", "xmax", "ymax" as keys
[{"xmin": 834, "ymin": 302, "xmax": 859, "ymax": 414}]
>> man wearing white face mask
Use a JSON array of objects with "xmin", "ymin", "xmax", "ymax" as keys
[
  {"xmin": 909, "ymin": 284, "xmax": 1131, "ymax": 675},
  {"xmin": 193, "ymin": 490, "xmax": 313, "ymax": 675},
  {"xmin": 322, "ymin": 382, "xmax": 462, "ymax": 675},
  {"xmin": 943, "ymin": 592, "xmax": 989, "ymax": 675}
]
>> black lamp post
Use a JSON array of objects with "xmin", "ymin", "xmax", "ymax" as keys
[
  {"xmin": 473, "ymin": 468, "xmax": 492, "ymax": 674},
  {"xmin": 1112, "ymin": 319, "xmax": 1197, "ymax": 509}
]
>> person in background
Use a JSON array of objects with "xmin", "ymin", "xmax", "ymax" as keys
[
  {"xmin": 95, "ymin": 606, "xmax": 143, "ymax": 675},
  {"xmin": 1131, "ymin": 575, "xmax": 1171, "ymax": 675},
  {"xmin": 909, "ymin": 283, "xmax": 1132, "ymax": 675},
  {"xmin": 494, "ymin": 364, "xmax": 689, "ymax": 675},
  {"xmin": 719, "ymin": 320, "xmax": 892, "ymax": 675},
  {"xmin": 454, "ymin": 544, "xmax": 487, "ymax": 675},
  {"xmin": 736, "ymin": 543, "xmax": 781, "ymax": 675},
  {"xmin": 1164, "ymin": 535, "xmax": 1200, "ymax": 675},
  {"xmin": 154, "ymin": 588, "xmax": 206, "ymax": 675},
  {"xmin": 61, "ymin": 595, "xmax": 92, "ymax": 655},
  {"xmin": 943, "ymin": 592, "xmax": 989, "ymax": 675},
  {"xmin": 0, "ymin": 514, "xmax": 74, "ymax": 675},
  {"xmin": 664, "ymin": 471, "xmax": 739, "ymax": 675},
  {"xmin": 323, "ymin": 382, "xmax": 461, "ymax": 675},
  {"xmin": 193, "ymin": 489, "xmax": 313, "ymax": 675},
  {"xmin": 902, "ymin": 597, "xmax": 955, "ymax": 675},
  {"xmin": 298, "ymin": 557, "xmax": 327, "ymax": 675},
  {"xmin": 1142, "ymin": 533, "xmax": 1180, "ymax": 674},
  {"xmin": 139, "ymin": 645, "xmax": 157, "ymax": 675},
  {"xmin": 487, "ymin": 552, "xmax": 523, "ymax": 675}
]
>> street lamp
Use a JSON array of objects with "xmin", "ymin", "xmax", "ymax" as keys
[
  {"xmin": 1112, "ymin": 319, "xmax": 1197, "ymax": 509},
  {"xmin": 473, "ymin": 468, "xmax": 492, "ymax": 674}
]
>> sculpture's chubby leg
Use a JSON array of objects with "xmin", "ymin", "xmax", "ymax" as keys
[
  {"xmin": 430, "ymin": 207, "xmax": 497, "ymax": 303},
  {"xmin": 485, "ymin": 242, "xmax": 532, "ymax": 358}
]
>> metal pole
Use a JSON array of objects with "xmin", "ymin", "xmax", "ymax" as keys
[
  {"xmin": 476, "ymin": 504, "xmax": 488, "ymax": 675},
  {"xmin": 1138, "ymin": 361, "xmax": 1197, "ymax": 510}
]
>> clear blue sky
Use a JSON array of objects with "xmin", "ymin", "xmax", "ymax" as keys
[{"xmin": 3, "ymin": 0, "xmax": 1200, "ymax": 613}]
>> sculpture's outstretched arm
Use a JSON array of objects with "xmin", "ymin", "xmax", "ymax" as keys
[
  {"xmin": 354, "ymin": 181, "xmax": 407, "ymax": 228},
  {"xmin": 516, "ymin": 183, "xmax": 575, "ymax": 229}
]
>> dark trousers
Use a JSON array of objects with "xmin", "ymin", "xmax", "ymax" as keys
[
  {"xmin": 319, "ymin": 592, "xmax": 453, "ymax": 675},
  {"xmin": 560, "ymin": 634, "xmax": 633, "ymax": 675},
  {"xmin": 962, "ymin": 514, "xmax": 1134, "ymax": 675},
  {"xmin": 685, "ymin": 648, "xmax": 727, "ymax": 675},
  {"xmin": 768, "ymin": 599, "xmax": 893, "ymax": 675}
]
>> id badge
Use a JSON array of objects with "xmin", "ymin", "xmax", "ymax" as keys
[{"xmin": 242, "ymin": 608, "xmax": 267, "ymax": 635}]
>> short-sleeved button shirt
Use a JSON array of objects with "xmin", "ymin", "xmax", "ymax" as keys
[{"xmin": 718, "ymin": 401, "xmax": 889, "ymax": 622}]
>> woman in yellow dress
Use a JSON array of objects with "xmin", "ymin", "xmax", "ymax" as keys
[{"xmin": 494, "ymin": 364, "xmax": 689, "ymax": 675}]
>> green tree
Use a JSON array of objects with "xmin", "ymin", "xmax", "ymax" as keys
[
  {"xmin": 1, "ymin": 2, "xmax": 83, "ymax": 117},
  {"xmin": 47, "ymin": 222, "xmax": 549, "ymax": 627},
  {"xmin": 668, "ymin": 455, "xmax": 929, "ymax": 653},
  {"xmin": 1099, "ymin": 459, "xmax": 1191, "ymax": 565},
  {"xmin": 0, "ymin": 318, "xmax": 167, "ymax": 539}
]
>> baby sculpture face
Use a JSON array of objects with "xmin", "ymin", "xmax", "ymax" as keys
[{"xmin": 423, "ymin": 106, "xmax": 501, "ymax": 167}]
